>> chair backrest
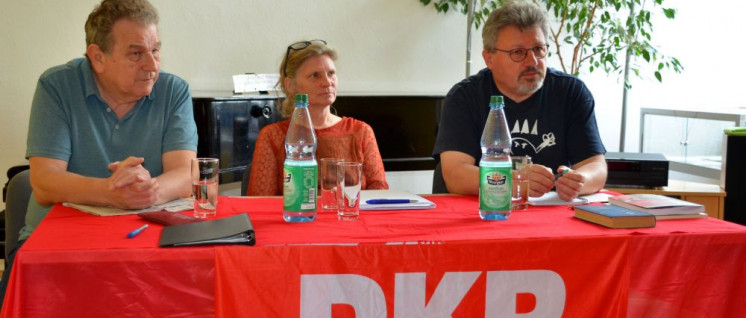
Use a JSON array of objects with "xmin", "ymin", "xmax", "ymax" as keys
[
  {"xmin": 240, "ymin": 163, "xmax": 252, "ymax": 196},
  {"xmin": 5, "ymin": 169, "xmax": 31, "ymax": 261},
  {"xmin": 432, "ymin": 161, "xmax": 449, "ymax": 194},
  {"xmin": 3, "ymin": 165, "xmax": 29, "ymax": 202}
]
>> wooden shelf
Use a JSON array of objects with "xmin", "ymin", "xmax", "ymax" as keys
[{"xmin": 606, "ymin": 179, "xmax": 726, "ymax": 219}]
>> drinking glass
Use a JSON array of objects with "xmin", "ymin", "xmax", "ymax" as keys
[
  {"xmin": 511, "ymin": 156, "xmax": 532, "ymax": 211},
  {"xmin": 319, "ymin": 158, "xmax": 344, "ymax": 213},
  {"xmin": 338, "ymin": 162, "xmax": 362, "ymax": 221},
  {"xmin": 192, "ymin": 158, "xmax": 219, "ymax": 218}
]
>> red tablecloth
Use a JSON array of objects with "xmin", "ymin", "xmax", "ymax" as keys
[{"xmin": 2, "ymin": 195, "xmax": 745, "ymax": 317}]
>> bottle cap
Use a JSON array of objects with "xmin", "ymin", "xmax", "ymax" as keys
[
  {"xmin": 489, "ymin": 95, "xmax": 504, "ymax": 109},
  {"xmin": 294, "ymin": 94, "xmax": 309, "ymax": 107}
]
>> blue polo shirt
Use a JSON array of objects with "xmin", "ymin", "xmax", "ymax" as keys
[{"xmin": 21, "ymin": 58, "xmax": 198, "ymax": 240}]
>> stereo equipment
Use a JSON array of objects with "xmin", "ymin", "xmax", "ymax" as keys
[{"xmin": 605, "ymin": 152, "xmax": 669, "ymax": 188}]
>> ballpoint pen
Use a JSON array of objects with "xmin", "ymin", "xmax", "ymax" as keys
[
  {"xmin": 365, "ymin": 199, "xmax": 419, "ymax": 204},
  {"xmin": 127, "ymin": 224, "xmax": 149, "ymax": 238},
  {"xmin": 554, "ymin": 169, "xmax": 569, "ymax": 181}
]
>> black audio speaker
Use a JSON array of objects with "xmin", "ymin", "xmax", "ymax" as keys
[{"xmin": 723, "ymin": 132, "xmax": 746, "ymax": 225}]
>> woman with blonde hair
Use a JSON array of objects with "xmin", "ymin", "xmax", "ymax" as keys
[{"xmin": 247, "ymin": 39, "xmax": 388, "ymax": 195}]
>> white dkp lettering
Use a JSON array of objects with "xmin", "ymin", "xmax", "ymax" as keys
[
  {"xmin": 485, "ymin": 270, "xmax": 566, "ymax": 318},
  {"xmin": 395, "ymin": 272, "xmax": 480, "ymax": 317},
  {"xmin": 301, "ymin": 274, "xmax": 386, "ymax": 318},
  {"xmin": 300, "ymin": 270, "xmax": 566, "ymax": 318}
]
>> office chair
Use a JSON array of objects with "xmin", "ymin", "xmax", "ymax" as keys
[
  {"xmin": 431, "ymin": 162, "xmax": 449, "ymax": 194},
  {"xmin": 4, "ymin": 169, "xmax": 31, "ymax": 261},
  {"xmin": 240, "ymin": 163, "xmax": 252, "ymax": 196}
]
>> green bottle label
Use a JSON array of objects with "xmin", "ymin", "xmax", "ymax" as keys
[
  {"xmin": 479, "ymin": 164, "xmax": 512, "ymax": 211},
  {"xmin": 283, "ymin": 163, "xmax": 318, "ymax": 212}
]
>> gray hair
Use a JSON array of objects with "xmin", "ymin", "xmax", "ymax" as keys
[
  {"xmin": 482, "ymin": 0, "xmax": 549, "ymax": 51},
  {"xmin": 85, "ymin": 0, "xmax": 159, "ymax": 53}
]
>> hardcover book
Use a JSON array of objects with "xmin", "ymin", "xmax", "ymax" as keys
[
  {"xmin": 574, "ymin": 205, "xmax": 656, "ymax": 229},
  {"xmin": 608, "ymin": 194, "xmax": 705, "ymax": 217}
]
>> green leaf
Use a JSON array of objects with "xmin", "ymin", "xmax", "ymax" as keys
[
  {"xmin": 654, "ymin": 71, "xmax": 662, "ymax": 82},
  {"xmin": 642, "ymin": 49, "xmax": 650, "ymax": 62},
  {"xmin": 663, "ymin": 8, "xmax": 676, "ymax": 19}
]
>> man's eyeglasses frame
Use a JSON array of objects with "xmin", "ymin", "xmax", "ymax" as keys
[{"xmin": 491, "ymin": 44, "xmax": 550, "ymax": 63}]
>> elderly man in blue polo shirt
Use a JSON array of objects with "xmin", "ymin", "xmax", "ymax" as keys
[{"xmin": 0, "ymin": 0, "xmax": 197, "ymax": 304}]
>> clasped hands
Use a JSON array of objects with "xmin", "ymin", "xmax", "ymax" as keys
[
  {"xmin": 528, "ymin": 164, "xmax": 584, "ymax": 201},
  {"xmin": 106, "ymin": 157, "xmax": 159, "ymax": 209}
]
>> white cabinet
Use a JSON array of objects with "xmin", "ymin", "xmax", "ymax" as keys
[{"xmin": 639, "ymin": 107, "xmax": 746, "ymax": 181}]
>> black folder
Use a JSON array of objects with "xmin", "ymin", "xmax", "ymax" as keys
[{"xmin": 159, "ymin": 213, "xmax": 255, "ymax": 247}]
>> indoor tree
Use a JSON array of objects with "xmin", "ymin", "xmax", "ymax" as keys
[{"xmin": 420, "ymin": 0, "xmax": 683, "ymax": 150}]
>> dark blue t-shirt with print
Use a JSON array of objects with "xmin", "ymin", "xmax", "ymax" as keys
[{"xmin": 433, "ymin": 67, "xmax": 606, "ymax": 172}]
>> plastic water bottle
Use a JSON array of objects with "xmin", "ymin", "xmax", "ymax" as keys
[
  {"xmin": 283, "ymin": 94, "xmax": 318, "ymax": 222},
  {"xmin": 479, "ymin": 95, "xmax": 513, "ymax": 220}
]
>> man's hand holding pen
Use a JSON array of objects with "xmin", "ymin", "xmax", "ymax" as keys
[
  {"xmin": 527, "ymin": 164, "xmax": 585, "ymax": 201},
  {"xmin": 553, "ymin": 166, "xmax": 585, "ymax": 201}
]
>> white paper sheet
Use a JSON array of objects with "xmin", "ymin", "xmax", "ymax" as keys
[
  {"xmin": 359, "ymin": 190, "xmax": 436, "ymax": 210},
  {"xmin": 528, "ymin": 191, "xmax": 589, "ymax": 206},
  {"xmin": 64, "ymin": 197, "xmax": 193, "ymax": 216}
]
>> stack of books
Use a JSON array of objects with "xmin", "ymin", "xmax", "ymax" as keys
[{"xmin": 574, "ymin": 194, "xmax": 706, "ymax": 229}]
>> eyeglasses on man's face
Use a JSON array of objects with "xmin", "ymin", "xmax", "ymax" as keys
[
  {"xmin": 492, "ymin": 44, "xmax": 550, "ymax": 62},
  {"xmin": 284, "ymin": 39, "xmax": 327, "ymax": 77}
]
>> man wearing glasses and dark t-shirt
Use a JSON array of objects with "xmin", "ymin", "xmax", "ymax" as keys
[{"xmin": 433, "ymin": 0, "xmax": 607, "ymax": 201}]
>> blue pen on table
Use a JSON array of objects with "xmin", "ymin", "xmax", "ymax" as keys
[
  {"xmin": 126, "ymin": 224, "xmax": 149, "ymax": 238},
  {"xmin": 365, "ymin": 199, "xmax": 419, "ymax": 205}
]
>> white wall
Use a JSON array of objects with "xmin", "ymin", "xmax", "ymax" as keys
[
  {"xmin": 1, "ymin": 0, "xmax": 744, "ymax": 208},
  {"xmin": 622, "ymin": 1, "xmax": 746, "ymax": 152}
]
